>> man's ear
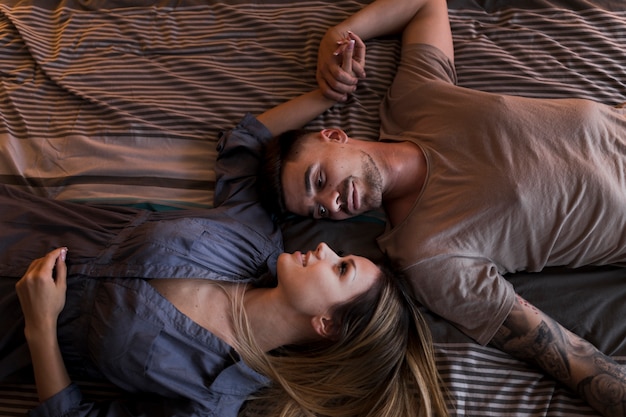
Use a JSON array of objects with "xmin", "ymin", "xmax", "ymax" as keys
[
  {"xmin": 320, "ymin": 128, "xmax": 349, "ymax": 143},
  {"xmin": 311, "ymin": 315, "xmax": 338, "ymax": 340}
]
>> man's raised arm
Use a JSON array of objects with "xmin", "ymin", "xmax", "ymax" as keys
[{"xmin": 317, "ymin": 0, "xmax": 453, "ymax": 100}]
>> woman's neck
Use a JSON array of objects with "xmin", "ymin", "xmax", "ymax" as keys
[
  {"xmin": 242, "ymin": 287, "xmax": 320, "ymax": 352},
  {"xmin": 149, "ymin": 278, "xmax": 319, "ymax": 353}
]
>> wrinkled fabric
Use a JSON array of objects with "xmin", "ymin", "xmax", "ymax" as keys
[
  {"xmin": 0, "ymin": 114, "xmax": 279, "ymax": 416},
  {"xmin": 0, "ymin": 114, "xmax": 282, "ymax": 282}
]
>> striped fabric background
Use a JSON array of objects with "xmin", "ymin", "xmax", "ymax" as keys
[
  {"xmin": 2, "ymin": 1, "xmax": 625, "ymax": 209},
  {"xmin": 2, "ymin": 0, "xmax": 625, "ymax": 208},
  {"xmin": 1, "ymin": 0, "xmax": 626, "ymax": 416},
  {"xmin": 449, "ymin": 5, "xmax": 626, "ymax": 103},
  {"xmin": 0, "ymin": 0, "xmax": 398, "ymax": 208},
  {"xmin": 436, "ymin": 344, "xmax": 626, "ymax": 416}
]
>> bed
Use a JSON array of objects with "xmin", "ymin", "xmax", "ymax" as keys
[{"xmin": 1, "ymin": 0, "xmax": 625, "ymax": 415}]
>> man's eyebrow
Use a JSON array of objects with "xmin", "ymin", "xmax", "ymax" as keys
[
  {"xmin": 304, "ymin": 165, "xmax": 315, "ymax": 217},
  {"xmin": 304, "ymin": 165, "xmax": 313, "ymax": 196}
]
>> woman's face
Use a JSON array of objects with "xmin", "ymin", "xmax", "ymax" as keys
[{"xmin": 276, "ymin": 242, "xmax": 381, "ymax": 318}]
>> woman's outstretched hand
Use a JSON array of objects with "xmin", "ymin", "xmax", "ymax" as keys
[
  {"xmin": 16, "ymin": 247, "xmax": 68, "ymax": 335},
  {"xmin": 317, "ymin": 29, "xmax": 366, "ymax": 102},
  {"xmin": 16, "ymin": 247, "xmax": 72, "ymax": 402}
]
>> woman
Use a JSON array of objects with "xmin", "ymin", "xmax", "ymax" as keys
[{"xmin": 13, "ymin": 242, "xmax": 448, "ymax": 417}]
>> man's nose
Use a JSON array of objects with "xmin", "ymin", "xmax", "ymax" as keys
[{"xmin": 320, "ymin": 189, "xmax": 341, "ymax": 213}]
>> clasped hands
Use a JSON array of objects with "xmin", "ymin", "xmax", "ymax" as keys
[{"xmin": 317, "ymin": 29, "xmax": 367, "ymax": 102}]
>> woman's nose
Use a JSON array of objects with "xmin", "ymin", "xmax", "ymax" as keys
[{"xmin": 315, "ymin": 242, "xmax": 336, "ymax": 259}]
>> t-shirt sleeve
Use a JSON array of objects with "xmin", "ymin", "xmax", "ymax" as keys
[
  {"xmin": 378, "ymin": 44, "xmax": 457, "ymax": 140},
  {"xmin": 406, "ymin": 255, "xmax": 516, "ymax": 345},
  {"xmin": 396, "ymin": 43, "xmax": 457, "ymax": 86}
]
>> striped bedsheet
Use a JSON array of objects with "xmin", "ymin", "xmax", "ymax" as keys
[
  {"xmin": 2, "ymin": 0, "xmax": 626, "ymax": 416},
  {"xmin": 3, "ymin": 0, "xmax": 625, "ymax": 209},
  {"xmin": 0, "ymin": 0, "xmax": 398, "ymax": 208}
]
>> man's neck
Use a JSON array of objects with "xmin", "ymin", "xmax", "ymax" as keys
[{"xmin": 380, "ymin": 140, "xmax": 427, "ymax": 226}]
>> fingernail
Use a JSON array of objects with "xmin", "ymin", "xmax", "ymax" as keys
[{"xmin": 60, "ymin": 247, "xmax": 68, "ymax": 261}]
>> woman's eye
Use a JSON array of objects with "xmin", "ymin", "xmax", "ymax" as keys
[
  {"xmin": 339, "ymin": 261, "xmax": 348, "ymax": 276},
  {"xmin": 317, "ymin": 174, "xmax": 323, "ymax": 188},
  {"xmin": 319, "ymin": 206, "xmax": 328, "ymax": 218}
]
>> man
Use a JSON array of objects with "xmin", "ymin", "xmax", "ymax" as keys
[{"xmin": 261, "ymin": 0, "xmax": 626, "ymax": 415}]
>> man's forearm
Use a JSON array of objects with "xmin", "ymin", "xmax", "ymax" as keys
[
  {"xmin": 491, "ymin": 296, "xmax": 626, "ymax": 417},
  {"xmin": 334, "ymin": 0, "xmax": 431, "ymax": 41}
]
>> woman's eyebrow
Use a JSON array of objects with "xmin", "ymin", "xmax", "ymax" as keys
[{"xmin": 349, "ymin": 258, "xmax": 357, "ymax": 281}]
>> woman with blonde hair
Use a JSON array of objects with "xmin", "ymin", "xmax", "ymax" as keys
[
  {"xmin": 11, "ymin": 243, "xmax": 447, "ymax": 417},
  {"xmin": 235, "ymin": 260, "xmax": 448, "ymax": 417}
]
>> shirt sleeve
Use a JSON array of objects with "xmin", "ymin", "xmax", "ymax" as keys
[
  {"xmin": 378, "ymin": 44, "xmax": 458, "ymax": 140},
  {"xmin": 27, "ymin": 383, "xmax": 238, "ymax": 417},
  {"xmin": 406, "ymin": 255, "xmax": 516, "ymax": 345},
  {"xmin": 213, "ymin": 113, "xmax": 273, "ymax": 208}
]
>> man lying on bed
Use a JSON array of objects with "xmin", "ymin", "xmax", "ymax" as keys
[{"xmin": 260, "ymin": 0, "xmax": 626, "ymax": 415}]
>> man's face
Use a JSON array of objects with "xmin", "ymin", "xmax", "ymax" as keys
[{"xmin": 280, "ymin": 129, "xmax": 384, "ymax": 220}]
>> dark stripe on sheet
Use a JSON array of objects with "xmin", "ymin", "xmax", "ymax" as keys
[
  {"xmin": 0, "ymin": 175, "xmax": 214, "ymax": 190},
  {"xmin": 448, "ymin": 0, "xmax": 625, "ymax": 12}
]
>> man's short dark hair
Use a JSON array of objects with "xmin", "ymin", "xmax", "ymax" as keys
[{"xmin": 259, "ymin": 129, "xmax": 315, "ymax": 219}]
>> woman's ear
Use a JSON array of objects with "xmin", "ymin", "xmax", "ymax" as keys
[
  {"xmin": 320, "ymin": 128, "xmax": 349, "ymax": 143},
  {"xmin": 311, "ymin": 315, "xmax": 338, "ymax": 340}
]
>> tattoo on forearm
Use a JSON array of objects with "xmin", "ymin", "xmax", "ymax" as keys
[
  {"xmin": 493, "ymin": 316, "xmax": 571, "ymax": 380},
  {"xmin": 491, "ymin": 297, "xmax": 626, "ymax": 416},
  {"xmin": 579, "ymin": 371, "xmax": 626, "ymax": 416},
  {"xmin": 531, "ymin": 322, "xmax": 571, "ymax": 380}
]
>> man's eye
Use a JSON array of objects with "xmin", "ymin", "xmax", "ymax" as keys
[
  {"xmin": 317, "ymin": 175, "xmax": 323, "ymax": 188},
  {"xmin": 339, "ymin": 261, "xmax": 348, "ymax": 276},
  {"xmin": 319, "ymin": 206, "xmax": 328, "ymax": 218}
]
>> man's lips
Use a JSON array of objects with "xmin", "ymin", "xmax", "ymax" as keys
[
  {"xmin": 345, "ymin": 180, "xmax": 358, "ymax": 213},
  {"xmin": 352, "ymin": 180, "xmax": 360, "ymax": 212}
]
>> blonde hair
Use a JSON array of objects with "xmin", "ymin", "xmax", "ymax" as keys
[{"xmin": 232, "ymin": 263, "xmax": 449, "ymax": 417}]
